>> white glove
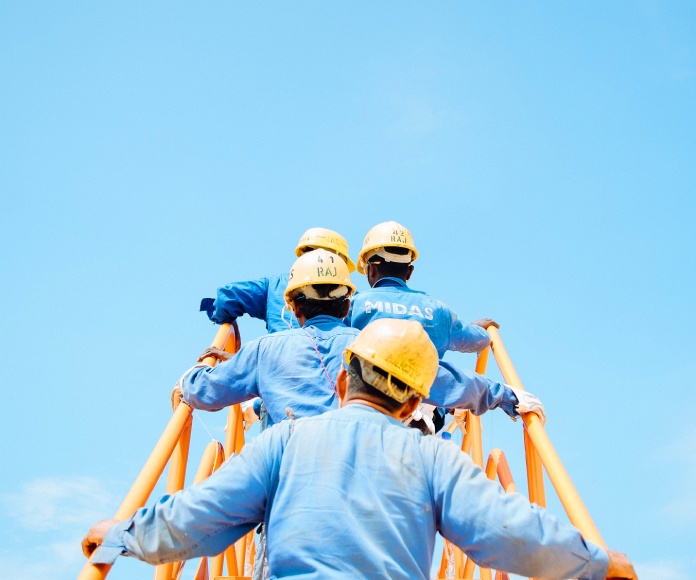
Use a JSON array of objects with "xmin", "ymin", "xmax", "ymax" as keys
[
  {"xmin": 404, "ymin": 404, "xmax": 436, "ymax": 435},
  {"xmin": 510, "ymin": 387, "xmax": 546, "ymax": 425}
]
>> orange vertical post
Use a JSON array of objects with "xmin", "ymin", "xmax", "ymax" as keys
[
  {"xmin": 487, "ymin": 326, "xmax": 547, "ymax": 508},
  {"xmin": 485, "ymin": 449, "xmax": 517, "ymax": 494},
  {"xmin": 155, "ymin": 417, "xmax": 193, "ymax": 580}
]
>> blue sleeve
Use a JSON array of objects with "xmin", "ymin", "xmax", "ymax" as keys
[
  {"xmin": 90, "ymin": 424, "xmax": 290, "ymax": 566},
  {"xmin": 182, "ymin": 341, "xmax": 261, "ymax": 411},
  {"xmin": 210, "ymin": 278, "xmax": 271, "ymax": 324},
  {"xmin": 427, "ymin": 440, "xmax": 609, "ymax": 579},
  {"xmin": 446, "ymin": 309, "xmax": 491, "ymax": 353},
  {"xmin": 424, "ymin": 361, "xmax": 518, "ymax": 417}
]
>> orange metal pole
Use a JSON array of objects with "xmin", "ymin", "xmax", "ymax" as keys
[
  {"xmin": 155, "ymin": 418, "xmax": 193, "ymax": 580},
  {"xmin": 487, "ymin": 327, "xmax": 606, "ymax": 548},
  {"xmin": 163, "ymin": 442, "xmax": 226, "ymax": 580},
  {"xmin": 485, "ymin": 449, "xmax": 517, "ymax": 494},
  {"xmin": 155, "ymin": 325, "xmax": 235, "ymax": 580},
  {"xmin": 192, "ymin": 441, "xmax": 226, "ymax": 484},
  {"xmin": 470, "ymin": 347, "xmax": 489, "ymax": 469},
  {"xmin": 486, "ymin": 326, "xmax": 546, "ymax": 508},
  {"xmin": 79, "ymin": 323, "xmax": 239, "ymax": 580},
  {"xmin": 78, "ymin": 403, "xmax": 194, "ymax": 580},
  {"xmin": 210, "ymin": 552, "xmax": 226, "ymax": 578},
  {"xmin": 461, "ymin": 347, "xmax": 492, "ymax": 580}
]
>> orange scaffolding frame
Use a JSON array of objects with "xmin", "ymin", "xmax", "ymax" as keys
[{"xmin": 79, "ymin": 323, "xmax": 615, "ymax": 580}]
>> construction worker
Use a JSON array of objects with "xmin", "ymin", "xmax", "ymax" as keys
[
  {"xmin": 199, "ymin": 227, "xmax": 356, "ymax": 429},
  {"xmin": 200, "ymin": 227, "xmax": 356, "ymax": 333},
  {"xmin": 348, "ymin": 220, "xmax": 505, "ymax": 432},
  {"xmin": 175, "ymin": 250, "xmax": 544, "ymax": 430},
  {"xmin": 348, "ymin": 220, "xmax": 494, "ymax": 357},
  {"xmin": 83, "ymin": 319, "xmax": 635, "ymax": 580},
  {"xmin": 176, "ymin": 248, "xmax": 358, "ymax": 428}
]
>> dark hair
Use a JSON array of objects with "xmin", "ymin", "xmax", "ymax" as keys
[
  {"xmin": 368, "ymin": 246, "xmax": 412, "ymax": 280},
  {"xmin": 345, "ymin": 356, "xmax": 408, "ymax": 413},
  {"xmin": 293, "ymin": 284, "xmax": 350, "ymax": 320}
]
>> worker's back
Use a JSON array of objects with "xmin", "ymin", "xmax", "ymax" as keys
[
  {"xmin": 263, "ymin": 404, "xmax": 603, "ymax": 579},
  {"xmin": 348, "ymin": 277, "xmax": 489, "ymax": 358},
  {"xmin": 265, "ymin": 404, "xmax": 438, "ymax": 579}
]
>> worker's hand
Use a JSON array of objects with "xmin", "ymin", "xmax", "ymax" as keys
[
  {"xmin": 471, "ymin": 318, "xmax": 500, "ymax": 329},
  {"xmin": 606, "ymin": 549, "xmax": 637, "ymax": 579},
  {"xmin": 198, "ymin": 347, "xmax": 232, "ymax": 362},
  {"xmin": 510, "ymin": 387, "xmax": 546, "ymax": 425},
  {"xmin": 171, "ymin": 386, "xmax": 184, "ymax": 411},
  {"xmin": 82, "ymin": 519, "xmax": 119, "ymax": 558},
  {"xmin": 243, "ymin": 405, "xmax": 260, "ymax": 430}
]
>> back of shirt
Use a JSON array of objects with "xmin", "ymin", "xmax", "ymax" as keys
[
  {"xmin": 348, "ymin": 278, "xmax": 489, "ymax": 358},
  {"xmin": 264, "ymin": 405, "xmax": 608, "ymax": 580},
  {"xmin": 267, "ymin": 405, "xmax": 437, "ymax": 579}
]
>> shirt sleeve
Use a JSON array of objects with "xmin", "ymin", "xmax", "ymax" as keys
[
  {"xmin": 90, "ymin": 424, "xmax": 290, "ymax": 566},
  {"xmin": 427, "ymin": 440, "xmax": 610, "ymax": 580},
  {"xmin": 181, "ymin": 340, "xmax": 261, "ymax": 411},
  {"xmin": 210, "ymin": 278, "xmax": 270, "ymax": 324},
  {"xmin": 424, "ymin": 361, "xmax": 518, "ymax": 417},
  {"xmin": 446, "ymin": 310, "xmax": 491, "ymax": 353}
]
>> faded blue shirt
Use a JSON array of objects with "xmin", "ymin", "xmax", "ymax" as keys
[
  {"xmin": 207, "ymin": 273, "xmax": 299, "ymax": 332},
  {"xmin": 92, "ymin": 405, "xmax": 609, "ymax": 580},
  {"xmin": 180, "ymin": 315, "xmax": 519, "ymax": 426},
  {"xmin": 181, "ymin": 315, "xmax": 358, "ymax": 427},
  {"xmin": 346, "ymin": 278, "xmax": 490, "ymax": 358}
]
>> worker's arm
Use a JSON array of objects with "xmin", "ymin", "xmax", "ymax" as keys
[
  {"xmin": 205, "ymin": 277, "xmax": 270, "ymax": 324},
  {"xmin": 179, "ymin": 339, "xmax": 262, "ymax": 411},
  {"xmin": 84, "ymin": 423, "xmax": 289, "ymax": 565},
  {"xmin": 424, "ymin": 361, "xmax": 518, "ymax": 416},
  {"xmin": 430, "ymin": 440, "xmax": 610, "ymax": 580},
  {"xmin": 446, "ymin": 309, "xmax": 491, "ymax": 353}
]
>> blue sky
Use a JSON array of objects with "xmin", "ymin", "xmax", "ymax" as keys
[{"xmin": 1, "ymin": 2, "xmax": 694, "ymax": 579}]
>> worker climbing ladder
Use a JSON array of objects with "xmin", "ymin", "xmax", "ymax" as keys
[{"xmin": 78, "ymin": 323, "xmax": 616, "ymax": 580}]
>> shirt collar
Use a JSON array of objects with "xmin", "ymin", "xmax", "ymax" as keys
[
  {"xmin": 302, "ymin": 315, "xmax": 348, "ymax": 329},
  {"xmin": 373, "ymin": 277, "xmax": 409, "ymax": 289}
]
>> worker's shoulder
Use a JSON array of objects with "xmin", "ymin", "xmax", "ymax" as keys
[
  {"xmin": 356, "ymin": 285, "xmax": 428, "ymax": 299},
  {"xmin": 256, "ymin": 320, "xmax": 357, "ymax": 343},
  {"xmin": 268, "ymin": 272, "xmax": 289, "ymax": 285},
  {"xmin": 299, "ymin": 405, "xmax": 422, "ymax": 435}
]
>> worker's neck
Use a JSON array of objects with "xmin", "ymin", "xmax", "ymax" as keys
[{"xmin": 343, "ymin": 398, "xmax": 404, "ymax": 419}]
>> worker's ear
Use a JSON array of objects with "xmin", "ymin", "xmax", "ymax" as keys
[
  {"xmin": 366, "ymin": 263, "xmax": 378, "ymax": 287},
  {"xmin": 397, "ymin": 396, "xmax": 422, "ymax": 420},
  {"xmin": 405, "ymin": 264, "xmax": 414, "ymax": 281},
  {"xmin": 291, "ymin": 301, "xmax": 303, "ymax": 319},
  {"xmin": 340, "ymin": 298, "xmax": 350, "ymax": 319},
  {"xmin": 336, "ymin": 367, "xmax": 348, "ymax": 406}
]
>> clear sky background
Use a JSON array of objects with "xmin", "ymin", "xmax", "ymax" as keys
[{"xmin": 1, "ymin": 2, "xmax": 694, "ymax": 579}]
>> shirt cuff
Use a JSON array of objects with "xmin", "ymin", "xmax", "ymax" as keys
[
  {"xmin": 583, "ymin": 540, "xmax": 610, "ymax": 580},
  {"xmin": 89, "ymin": 520, "xmax": 131, "ymax": 565},
  {"xmin": 497, "ymin": 384, "xmax": 519, "ymax": 418}
]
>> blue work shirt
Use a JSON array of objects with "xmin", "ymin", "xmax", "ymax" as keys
[
  {"xmin": 92, "ymin": 404, "xmax": 609, "ymax": 580},
  {"xmin": 207, "ymin": 273, "xmax": 299, "ymax": 333},
  {"xmin": 347, "ymin": 278, "xmax": 490, "ymax": 358},
  {"xmin": 180, "ymin": 315, "xmax": 519, "ymax": 426},
  {"xmin": 181, "ymin": 315, "xmax": 359, "ymax": 427}
]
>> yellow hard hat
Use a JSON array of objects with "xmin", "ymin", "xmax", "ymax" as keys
[
  {"xmin": 296, "ymin": 227, "xmax": 356, "ymax": 273},
  {"xmin": 284, "ymin": 248, "xmax": 356, "ymax": 307},
  {"xmin": 357, "ymin": 221, "xmax": 418, "ymax": 275},
  {"xmin": 344, "ymin": 318, "xmax": 438, "ymax": 401}
]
